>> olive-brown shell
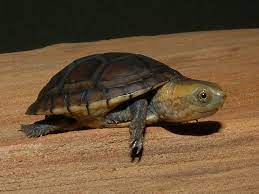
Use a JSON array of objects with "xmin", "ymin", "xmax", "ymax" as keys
[{"xmin": 26, "ymin": 52, "xmax": 182, "ymax": 116}]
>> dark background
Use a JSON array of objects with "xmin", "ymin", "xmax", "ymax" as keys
[{"xmin": 0, "ymin": 1, "xmax": 258, "ymax": 53}]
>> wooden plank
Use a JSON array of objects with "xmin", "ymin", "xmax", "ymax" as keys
[{"xmin": 0, "ymin": 29, "xmax": 258, "ymax": 193}]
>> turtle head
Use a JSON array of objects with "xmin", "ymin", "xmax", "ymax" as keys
[{"xmin": 153, "ymin": 79, "xmax": 226, "ymax": 122}]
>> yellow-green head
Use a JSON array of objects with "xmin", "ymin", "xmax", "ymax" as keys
[{"xmin": 152, "ymin": 79, "xmax": 226, "ymax": 122}]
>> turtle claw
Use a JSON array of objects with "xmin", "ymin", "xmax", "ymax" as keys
[
  {"xmin": 131, "ymin": 140, "xmax": 143, "ymax": 154},
  {"xmin": 130, "ymin": 139, "xmax": 143, "ymax": 160},
  {"xmin": 104, "ymin": 117, "xmax": 120, "ymax": 125}
]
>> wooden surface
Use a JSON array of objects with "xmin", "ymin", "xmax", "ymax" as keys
[{"xmin": 0, "ymin": 29, "xmax": 258, "ymax": 193}]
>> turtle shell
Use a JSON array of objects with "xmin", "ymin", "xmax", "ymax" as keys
[{"xmin": 26, "ymin": 52, "xmax": 183, "ymax": 116}]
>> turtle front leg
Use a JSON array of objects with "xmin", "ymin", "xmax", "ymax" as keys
[
  {"xmin": 105, "ymin": 99, "xmax": 148, "ymax": 159},
  {"xmin": 129, "ymin": 99, "xmax": 148, "ymax": 159}
]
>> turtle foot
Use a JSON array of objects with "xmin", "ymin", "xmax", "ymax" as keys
[{"xmin": 20, "ymin": 124, "xmax": 59, "ymax": 137}]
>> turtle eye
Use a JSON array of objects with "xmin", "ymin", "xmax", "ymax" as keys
[{"xmin": 198, "ymin": 90, "xmax": 208, "ymax": 103}]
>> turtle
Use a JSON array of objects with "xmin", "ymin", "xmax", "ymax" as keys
[{"xmin": 22, "ymin": 52, "xmax": 226, "ymax": 158}]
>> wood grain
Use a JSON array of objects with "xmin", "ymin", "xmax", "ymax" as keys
[{"xmin": 0, "ymin": 29, "xmax": 258, "ymax": 193}]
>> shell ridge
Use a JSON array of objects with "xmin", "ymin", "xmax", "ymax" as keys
[
  {"xmin": 91, "ymin": 55, "xmax": 109, "ymax": 87},
  {"xmin": 109, "ymin": 53, "xmax": 134, "ymax": 63},
  {"xmin": 50, "ymin": 96, "xmax": 54, "ymax": 114},
  {"xmin": 64, "ymin": 93, "xmax": 72, "ymax": 114}
]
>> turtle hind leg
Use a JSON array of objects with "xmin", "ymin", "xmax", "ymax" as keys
[
  {"xmin": 21, "ymin": 115, "xmax": 79, "ymax": 137},
  {"xmin": 21, "ymin": 124, "xmax": 60, "ymax": 137},
  {"xmin": 105, "ymin": 106, "xmax": 132, "ymax": 124}
]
